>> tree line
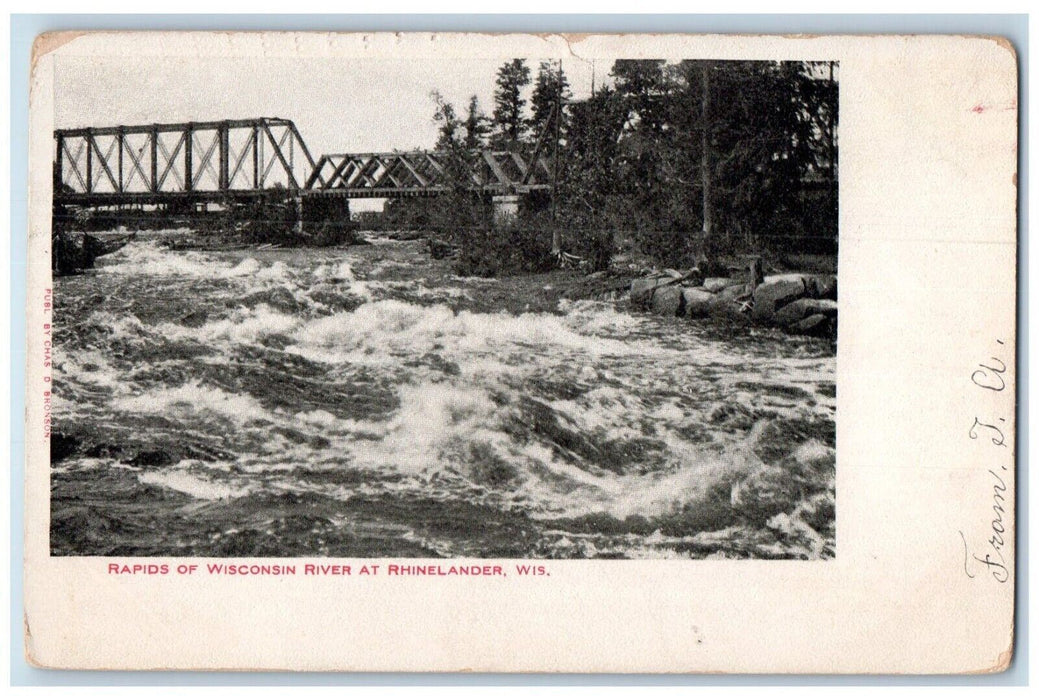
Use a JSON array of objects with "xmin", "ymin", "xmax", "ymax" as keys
[
  {"xmin": 381, "ymin": 58, "xmax": 838, "ymax": 270},
  {"xmin": 428, "ymin": 58, "xmax": 570, "ymax": 151}
]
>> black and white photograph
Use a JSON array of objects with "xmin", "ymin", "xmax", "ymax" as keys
[
  {"xmin": 24, "ymin": 27, "xmax": 1020, "ymax": 674},
  {"xmin": 48, "ymin": 51, "xmax": 839, "ymax": 560}
]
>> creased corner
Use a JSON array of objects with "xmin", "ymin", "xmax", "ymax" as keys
[
  {"xmin": 986, "ymin": 35, "xmax": 1019, "ymax": 64},
  {"xmin": 987, "ymin": 644, "xmax": 1015, "ymax": 674},
  {"xmin": 966, "ymin": 634, "xmax": 1015, "ymax": 674},
  {"xmin": 30, "ymin": 31, "xmax": 85, "ymax": 75},
  {"xmin": 23, "ymin": 610, "xmax": 43, "ymax": 669}
]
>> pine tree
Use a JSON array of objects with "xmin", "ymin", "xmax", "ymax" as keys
[
  {"xmin": 682, "ymin": 60, "xmax": 830, "ymax": 252},
  {"xmin": 529, "ymin": 60, "xmax": 571, "ymax": 141},
  {"xmin": 611, "ymin": 59, "xmax": 669, "ymax": 133},
  {"xmin": 427, "ymin": 90, "xmax": 487, "ymax": 234},
  {"xmin": 430, "ymin": 90, "xmax": 461, "ymax": 150},
  {"xmin": 463, "ymin": 95, "xmax": 490, "ymax": 150},
  {"xmin": 490, "ymin": 59, "xmax": 532, "ymax": 148}
]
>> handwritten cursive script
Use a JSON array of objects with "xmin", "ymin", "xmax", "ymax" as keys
[
  {"xmin": 960, "ymin": 339, "xmax": 1011, "ymax": 584},
  {"xmin": 959, "ymin": 466, "xmax": 1010, "ymax": 583}
]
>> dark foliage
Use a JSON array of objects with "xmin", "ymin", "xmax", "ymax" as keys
[
  {"xmin": 490, "ymin": 59, "xmax": 532, "ymax": 148},
  {"xmin": 453, "ymin": 222, "xmax": 554, "ymax": 277},
  {"xmin": 529, "ymin": 60, "xmax": 571, "ymax": 143},
  {"xmin": 463, "ymin": 95, "xmax": 492, "ymax": 150},
  {"xmin": 376, "ymin": 58, "xmax": 838, "ymax": 273},
  {"xmin": 556, "ymin": 59, "xmax": 838, "ymax": 265}
]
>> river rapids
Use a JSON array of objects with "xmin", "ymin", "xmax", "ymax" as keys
[{"xmin": 51, "ymin": 235, "xmax": 836, "ymax": 559}]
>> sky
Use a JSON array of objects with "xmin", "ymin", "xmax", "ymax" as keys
[{"xmin": 55, "ymin": 55, "xmax": 600, "ymax": 157}]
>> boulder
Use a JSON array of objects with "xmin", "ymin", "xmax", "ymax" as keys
[
  {"xmin": 792, "ymin": 313, "xmax": 834, "ymax": 337},
  {"xmin": 717, "ymin": 283, "xmax": 750, "ymax": 302},
  {"xmin": 682, "ymin": 288, "xmax": 716, "ymax": 318},
  {"xmin": 763, "ymin": 273, "xmax": 809, "ymax": 285},
  {"xmin": 703, "ymin": 277, "xmax": 732, "ymax": 293},
  {"xmin": 752, "ymin": 275, "xmax": 808, "ymax": 321},
  {"xmin": 680, "ymin": 268, "xmax": 705, "ymax": 287},
  {"xmin": 697, "ymin": 282, "xmax": 751, "ymax": 321},
  {"xmin": 806, "ymin": 274, "xmax": 838, "ymax": 300},
  {"xmin": 630, "ymin": 276, "xmax": 679, "ymax": 308},
  {"xmin": 773, "ymin": 298, "xmax": 838, "ymax": 327},
  {"xmin": 651, "ymin": 285, "xmax": 684, "ymax": 316},
  {"xmin": 53, "ymin": 231, "xmax": 135, "ymax": 275},
  {"xmin": 708, "ymin": 295, "xmax": 751, "ymax": 322}
]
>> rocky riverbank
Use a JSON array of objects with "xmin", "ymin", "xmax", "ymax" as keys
[{"xmin": 630, "ymin": 266, "xmax": 837, "ymax": 339}]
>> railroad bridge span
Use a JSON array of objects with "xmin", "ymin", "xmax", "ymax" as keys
[{"xmin": 53, "ymin": 117, "xmax": 555, "ymax": 212}]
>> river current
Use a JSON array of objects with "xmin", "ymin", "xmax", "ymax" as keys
[{"xmin": 51, "ymin": 235, "xmax": 836, "ymax": 559}]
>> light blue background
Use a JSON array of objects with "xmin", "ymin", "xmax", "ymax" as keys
[{"xmin": 9, "ymin": 13, "xmax": 1028, "ymax": 686}]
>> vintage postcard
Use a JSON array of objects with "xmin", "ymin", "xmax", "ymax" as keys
[{"xmin": 24, "ymin": 31, "xmax": 1016, "ymax": 672}]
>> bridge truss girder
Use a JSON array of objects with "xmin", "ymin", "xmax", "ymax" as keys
[
  {"xmin": 305, "ymin": 150, "xmax": 554, "ymax": 196},
  {"xmin": 54, "ymin": 118, "xmax": 319, "ymax": 198}
]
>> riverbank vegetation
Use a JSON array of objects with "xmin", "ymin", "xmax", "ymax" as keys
[{"xmin": 376, "ymin": 58, "xmax": 838, "ymax": 277}]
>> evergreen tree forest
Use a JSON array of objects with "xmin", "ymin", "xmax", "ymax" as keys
[{"xmin": 380, "ymin": 58, "xmax": 838, "ymax": 271}]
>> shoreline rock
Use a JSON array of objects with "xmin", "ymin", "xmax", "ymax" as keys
[
  {"xmin": 773, "ymin": 298, "xmax": 838, "ymax": 327},
  {"xmin": 629, "ymin": 267, "xmax": 838, "ymax": 339},
  {"xmin": 751, "ymin": 275, "xmax": 808, "ymax": 322}
]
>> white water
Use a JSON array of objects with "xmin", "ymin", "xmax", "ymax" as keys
[{"xmin": 52, "ymin": 239, "xmax": 836, "ymax": 558}]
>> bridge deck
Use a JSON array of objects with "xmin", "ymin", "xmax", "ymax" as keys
[{"xmin": 54, "ymin": 186, "xmax": 550, "ymax": 207}]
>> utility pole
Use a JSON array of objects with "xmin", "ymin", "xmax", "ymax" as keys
[
  {"xmin": 701, "ymin": 62, "xmax": 712, "ymax": 238},
  {"xmin": 828, "ymin": 61, "xmax": 837, "ymax": 188},
  {"xmin": 825, "ymin": 61, "xmax": 837, "ymax": 241},
  {"xmin": 551, "ymin": 59, "xmax": 563, "ymax": 255}
]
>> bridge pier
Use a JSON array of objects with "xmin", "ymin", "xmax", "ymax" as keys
[
  {"xmin": 298, "ymin": 195, "xmax": 352, "ymax": 242},
  {"xmin": 492, "ymin": 195, "xmax": 520, "ymax": 225},
  {"xmin": 300, "ymin": 195, "xmax": 350, "ymax": 226}
]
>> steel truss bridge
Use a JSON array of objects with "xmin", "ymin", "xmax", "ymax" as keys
[{"xmin": 53, "ymin": 117, "xmax": 555, "ymax": 207}]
